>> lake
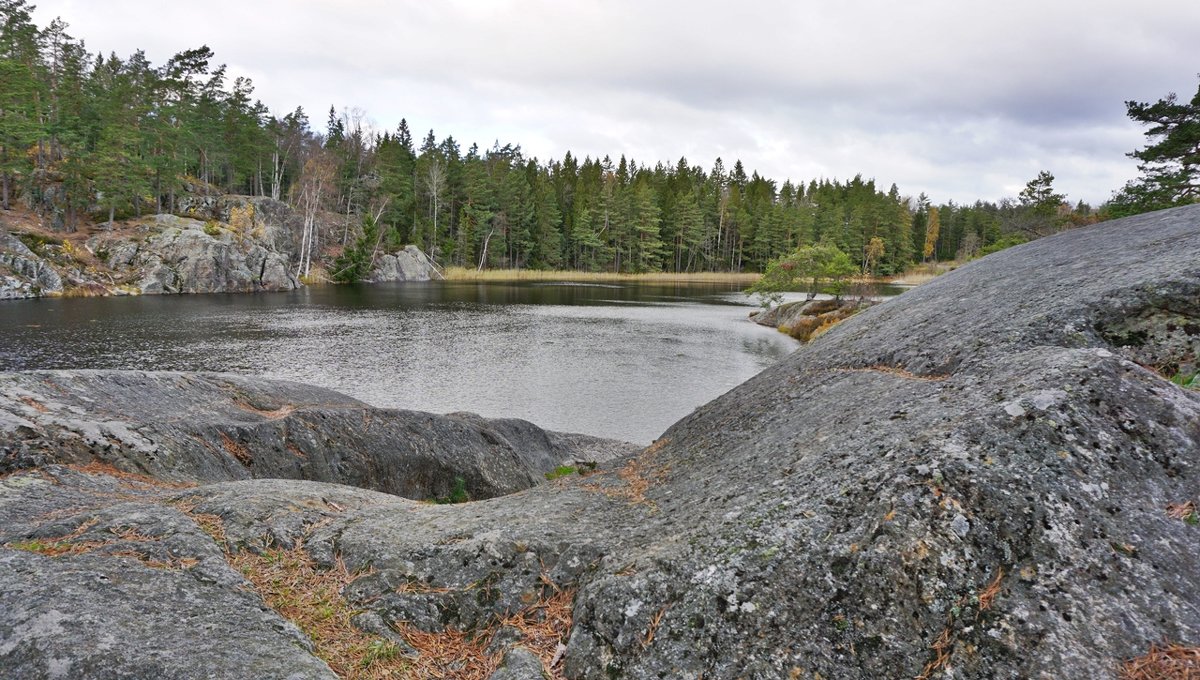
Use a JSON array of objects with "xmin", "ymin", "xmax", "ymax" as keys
[{"xmin": 0, "ymin": 281, "xmax": 869, "ymax": 444}]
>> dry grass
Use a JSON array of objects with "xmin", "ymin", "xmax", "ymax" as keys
[
  {"xmin": 230, "ymin": 544, "xmax": 412, "ymax": 678},
  {"xmin": 1167, "ymin": 501, "xmax": 1198, "ymax": 523},
  {"xmin": 182, "ymin": 510, "xmax": 229, "ymax": 549},
  {"xmin": 4, "ymin": 517, "xmax": 99, "ymax": 556},
  {"xmin": 886, "ymin": 261, "xmax": 960, "ymax": 286},
  {"xmin": 390, "ymin": 624, "xmax": 496, "ymax": 679},
  {"xmin": 1121, "ymin": 643, "xmax": 1200, "ymax": 679},
  {"xmin": 642, "ymin": 606, "xmax": 669, "ymax": 649},
  {"xmin": 442, "ymin": 266, "xmax": 759, "ymax": 284},
  {"xmin": 232, "ymin": 543, "xmax": 577, "ymax": 679},
  {"xmin": 219, "ymin": 432, "xmax": 254, "ymax": 466},
  {"xmin": 4, "ymin": 519, "xmax": 191, "ymax": 568},
  {"xmin": 498, "ymin": 584, "xmax": 576, "ymax": 678},
  {"xmin": 582, "ymin": 438, "xmax": 670, "ymax": 509},
  {"xmin": 183, "ymin": 503, "xmax": 575, "ymax": 679},
  {"xmin": 300, "ymin": 264, "xmax": 332, "ymax": 285},
  {"xmin": 976, "ymin": 569, "xmax": 1005, "ymax": 616},
  {"xmin": 233, "ymin": 398, "xmax": 297, "ymax": 420},
  {"xmin": 917, "ymin": 626, "xmax": 956, "ymax": 680}
]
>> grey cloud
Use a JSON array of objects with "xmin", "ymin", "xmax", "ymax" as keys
[{"xmin": 31, "ymin": 0, "xmax": 1200, "ymax": 205}]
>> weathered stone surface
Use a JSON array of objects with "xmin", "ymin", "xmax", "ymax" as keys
[
  {"xmin": 177, "ymin": 195, "xmax": 315, "ymax": 254},
  {"xmin": 131, "ymin": 221, "xmax": 298, "ymax": 294},
  {"xmin": 751, "ymin": 297, "xmax": 871, "ymax": 341},
  {"xmin": 750, "ymin": 297, "xmax": 843, "ymax": 328},
  {"xmin": 0, "ymin": 370, "xmax": 634, "ymax": 500},
  {"xmin": 0, "ymin": 468, "xmax": 340, "ymax": 680},
  {"xmin": 3, "ymin": 196, "xmax": 441, "ymax": 300},
  {"xmin": 0, "ymin": 230, "xmax": 64, "ymax": 299},
  {"xmin": 370, "ymin": 244, "xmax": 443, "ymax": 282},
  {"xmin": 489, "ymin": 647, "xmax": 549, "ymax": 680},
  {"xmin": 2, "ymin": 205, "xmax": 1199, "ymax": 678}
]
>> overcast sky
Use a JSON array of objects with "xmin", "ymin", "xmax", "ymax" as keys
[{"xmin": 29, "ymin": 0, "xmax": 1200, "ymax": 205}]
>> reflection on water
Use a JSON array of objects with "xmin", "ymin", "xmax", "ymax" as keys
[{"xmin": 0, "ymin": 281, "xmax": 814, "ymax": 443}]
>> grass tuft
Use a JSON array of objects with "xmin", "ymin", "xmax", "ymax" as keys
[
  {"xmin": 230, "ymin": 544, "xmax": 399, "ymax": 678},
  {"xmin": 544, "ymin": 466, "xmax": 577, "ymax": 481},
  {"xmin": 434, "ymin": 476, "xmax": 471, "ymax": 504}
]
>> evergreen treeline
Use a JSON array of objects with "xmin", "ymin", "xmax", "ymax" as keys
[{"xmin": 1, "ymin": 2, "xmax": 1106, "ymax": 275}]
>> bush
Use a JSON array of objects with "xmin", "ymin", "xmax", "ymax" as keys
[{"xmin": 979, "ymin": 234, "xmax": 1027, "ymax": 257}]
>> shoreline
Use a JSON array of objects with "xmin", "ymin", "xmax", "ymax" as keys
[{"xmin": 440, "ymin": 266, "xmax": 761, "ymax": 284}]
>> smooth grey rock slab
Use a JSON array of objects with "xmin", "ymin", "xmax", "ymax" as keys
[
  {"xmin": 2, "ymin": 205, "xmax": 1199, "ymax": 678},
  {"xmin": 0, "ymin": 370, "xmax": 635, "ymax": 500}
]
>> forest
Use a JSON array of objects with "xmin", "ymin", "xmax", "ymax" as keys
[{"xmin": 2, "ymin": 1, "xmax": 1193, "ymax": 277}]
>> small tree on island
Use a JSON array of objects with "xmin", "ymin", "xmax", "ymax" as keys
[{"xmin": 746, "ymin": 242, "xmax": 857, "ymax": 308}]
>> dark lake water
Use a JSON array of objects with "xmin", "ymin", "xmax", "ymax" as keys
[{"xmin": 0, "ymin": 281, "xmax": 896, "ymax": 444}]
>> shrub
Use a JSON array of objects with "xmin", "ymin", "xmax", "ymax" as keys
[{"xmin": 435, "ymin": 476, "xmax": 470, "ymax": 504}]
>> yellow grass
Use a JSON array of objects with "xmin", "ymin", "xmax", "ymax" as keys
[
  {"xmin": 177, "ymin": 502, "xmax": 577, "ymax": 680},
  {"xmin": 441, "ymin": 266, "xmax": 759, "ymax": 284},
  {"xmin": 885, "ymin": 260, "xmax": 962, "ymax": 286}
]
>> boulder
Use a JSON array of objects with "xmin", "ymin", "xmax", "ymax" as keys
[
  {"xmin": 1, "ymin": 205, "xmax": 1199, "ymax": 678},
  {"xmin": 370, "ymin": 245, "xmax": 442, "ymax": 282}
]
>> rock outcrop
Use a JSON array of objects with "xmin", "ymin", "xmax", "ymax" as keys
[
  {"xmin": 0, "ymin": 370, "xmax": 633, "ymax": 500},
  {"xmin": 0, "ymin": 197, "xmax": 444, "ymax": 299},
  {"xmin": 2, "ymin": 205, "xmax": 1199, "ymax": 679},
  {"xmin": 87, "ymin": 214, "xmax": 299, "ymax": 294},
  {"xmin": 0, "ymin": 230, "xmax": 64, "ymax": 299},
  {"xmin": 750, "ymin": 297, "xmax": 872, "ymax": 341}
]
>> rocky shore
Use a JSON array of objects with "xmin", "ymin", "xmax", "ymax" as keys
[
  {"xmin": 750, "ymin": 296, "xmax": 876, "ymax": 342},
  {"xmin": 2, "ymin": 205, "xmax": 1199, "ymax": 678},
  {"xmin": 0, "ymin": 195, "xmax": 441, "ymax": 300}
]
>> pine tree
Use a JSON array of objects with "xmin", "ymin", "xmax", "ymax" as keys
[
  {"xmin": 1112, "ymin": 77, "xmax": 1200, "ymax": 216},
  {"xmin": 0, "ymin": 0, "xmax": 44, "ymax": 209}
]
